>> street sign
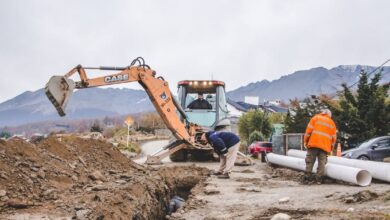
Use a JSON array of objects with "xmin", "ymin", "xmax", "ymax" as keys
[
  {"xmin": 125, "ymin": 116, "xmax": 134, "ymax": 148},
  {"xmin": 125, "ymin": 116, "xmax": 134, "ymax": 126}
]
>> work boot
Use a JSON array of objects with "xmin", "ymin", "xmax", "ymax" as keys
[
  {"xmin": 217, "ymin": 172, "xmax": 230, "ymax": 179},
  {"xmin": 301, "ymin": 174, "xmax": 312, "ymax": 185},
  {"xmin": 315, "ymin": 176, "xmax": 324, "ymax": 185},
  {"xmin": 211, "ymin": 170, "xmax": 223, "ymax": 176}
]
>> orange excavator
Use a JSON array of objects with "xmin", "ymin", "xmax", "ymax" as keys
[{"xmin": 45, "ymin": 57, "xmax": 251, "ymax": 165}]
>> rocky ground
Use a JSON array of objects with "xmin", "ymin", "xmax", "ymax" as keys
[
  {"xmin": 168, "ymin": 163, "xmax": 390, "ymax": 220},
  {"xmin": 1, "ymin": 137, "xmax": 390, "ymax": 220},
  {"xmin": 0, "ymin": 136, "xmax": 208, "ymax": 219}
]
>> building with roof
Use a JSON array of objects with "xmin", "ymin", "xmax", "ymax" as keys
[{"xmin": 227, "ymin": 98, "xmax": 288, "ymax": 116}]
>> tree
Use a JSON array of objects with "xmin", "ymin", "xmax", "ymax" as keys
[
  {"xmin": 326, "ymin": 71, "xmax": 390, "ymax": 147},
  {"xmin": 90, "ymin": 121, "xmax": 103, "ymax": 133},
  {"xmin": 238, "ymin": 109, "xmax": 272, "ymax": 143},
  {"xmin": 102, "ymin": 127, "xmax": 117, "ymax": 138},
  {"xmin": 0, "ymin": 131, "xmax": 11, "ymax": 139},
  {"xmin": 137, "ymin": 112, "xmax": 165, "ymax": 132},
  {"xmin": 269, "ymin": 112, "xmax": 286, "ymax": 124},
  {"xmin": 249, "ymin": 130, "xmax": 265, "ymax": 143},
  {"xmin": 284, "ymin": 98, "xmax": 322, "ymax": 133}
]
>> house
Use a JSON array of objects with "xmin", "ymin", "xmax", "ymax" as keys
[{"xmin": 227, "ymin": 98, "xmax": 288, "ymax": 116}]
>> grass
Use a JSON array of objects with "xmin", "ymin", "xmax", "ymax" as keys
[{"xmin": 116, "ymin": 142, "xmax": 141, "ymax": 153}]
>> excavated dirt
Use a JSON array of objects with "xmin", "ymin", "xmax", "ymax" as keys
[
  {"xmin": 340, "ymin": 190, "xmax": 379, "ymax": 204},
  {"xmin": 0, "ymin": 136, "xmax": 209, "ymax": 219},
  {"xmin": 2, "ymin": 136, "xmax": 390, "ymax": 219},
  {"xmin": 265, "ymin": 165, "xmax": 304, "ymax": 182}
]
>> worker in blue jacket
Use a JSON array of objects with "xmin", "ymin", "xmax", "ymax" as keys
[{"xmin": 201, "ymin": 131, "xmax": 241, "ymax": 179}]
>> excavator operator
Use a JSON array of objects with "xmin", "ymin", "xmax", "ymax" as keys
[{"xmin": 187, "ymin": 93, "xmax": 212, "ymax": 110}]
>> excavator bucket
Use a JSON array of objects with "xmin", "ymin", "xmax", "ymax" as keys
[{"xmin": 45, "ymin": 76, "xmax": 75, "ymax": 116}]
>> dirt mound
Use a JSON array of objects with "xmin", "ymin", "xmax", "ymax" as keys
[
  {"xmin": 265, "ymin": 165, "xmax": 339, "ymax": 185},
  {"xmin": 265, "ymin": 166, "xmax": 303, "ymax": 182},
  {"xmin": 0, "ymin": 135, "xmax": 209, "ymax": 219},
  {"xmin": 341, "ymin": 190, "xmax": 379, "ymax": 204}
]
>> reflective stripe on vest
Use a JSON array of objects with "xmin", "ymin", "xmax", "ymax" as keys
[
  {"xmin": 315, "ymin": 120, "xmax": 335, "ymax": 129},
  {"xmin": 312, "ymin": 130, "xmax": 332, "ymax": 140}
]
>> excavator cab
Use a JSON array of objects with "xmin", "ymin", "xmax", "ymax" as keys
[
  {"xmin": 167, "ymin": 80, "xmax": 233, "ymax": 162},
  {"xmin": 177, "ymin": 80, "xmax": 231, "ymax": 131}
]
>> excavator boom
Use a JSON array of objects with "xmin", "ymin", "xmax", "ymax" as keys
[
  {"xmin": 45, "ymin": 58, "xmax": 193, "ymax": 142},
  {"xmin": 45, "ymin": 57, "xmax": 252, "ymax": 165}
]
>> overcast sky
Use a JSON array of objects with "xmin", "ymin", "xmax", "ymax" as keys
[{"xmin": 0, "ymin": 0, "xmax": 389, "ymax": 103}]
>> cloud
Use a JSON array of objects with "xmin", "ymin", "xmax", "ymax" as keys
[{"xmin": 0, "ymin": 0, "xmax": 389, "ymax": 102}]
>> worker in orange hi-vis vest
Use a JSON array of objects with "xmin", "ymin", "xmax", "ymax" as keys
[{"xmin": 303, "ymin": 109, "xmax": 337, "ymax": 185}]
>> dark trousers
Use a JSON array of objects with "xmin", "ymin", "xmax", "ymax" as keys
[{"xmin": 305, "ymin": 147, "xmax": 327, "ymax": 177}]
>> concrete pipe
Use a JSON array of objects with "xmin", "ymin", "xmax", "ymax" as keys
[
  {"xmin": 266, "ymin": 153, "xmax": 372, "ymax": 186},
  {"xmin": 287, "ymin": 149, "xmax": 390, "ymax": 183}
]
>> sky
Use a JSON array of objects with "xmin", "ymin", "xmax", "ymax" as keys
[{"xmin": 0, "ymin": 0, "xmax": 389, "ymax": 103}]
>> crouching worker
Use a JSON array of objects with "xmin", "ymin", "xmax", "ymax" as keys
[
  {"xmin": 201, "ymin": 131, "xmax": 240, "ymax": 179},
  {"xmin": 303, "ymin": 109, "xmax": 337, "ymax": 184}
]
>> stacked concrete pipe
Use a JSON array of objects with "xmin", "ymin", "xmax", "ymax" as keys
[
  {"xmin": 266, "ymin": 153, "xmax": 372, "ymax": 186},
  {"xmin": 287, "ymin": 149, "xmax": 390, "ymax": 183}
]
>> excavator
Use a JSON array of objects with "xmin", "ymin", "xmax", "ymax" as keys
[{"xmin": 45, "ymin": 57, "xmax": 251, "ymax": 165}]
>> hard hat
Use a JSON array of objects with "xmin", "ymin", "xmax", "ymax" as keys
[{"xmin": 321, "ymin": 109, "xmax": 332, "ymax": 117}]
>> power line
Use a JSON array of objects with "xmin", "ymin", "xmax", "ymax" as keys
[
  {"xmin": 345, "ymin": 58, "xmax": 390, "ymax": 90},
  {"xmin": 312, "ymin": 58, "xmax": 390, "ymax": 101}
]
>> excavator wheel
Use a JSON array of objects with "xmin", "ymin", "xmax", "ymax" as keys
[{"xmin": 169, "ymin": 149, "xmax": 188, "ymax": 162}]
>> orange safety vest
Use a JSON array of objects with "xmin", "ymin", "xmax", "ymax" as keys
[{"xmin": 304, "ymin": 113, "xmax": 337, "ymax": 153}]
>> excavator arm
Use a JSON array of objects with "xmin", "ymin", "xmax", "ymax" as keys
[
  {"xmin": 45, "ymin": 57, "xmax": 252, "ymax": 165},
  {"xmin": 45, "ymin": 58, "xmax": 199, "ymax": 143}
]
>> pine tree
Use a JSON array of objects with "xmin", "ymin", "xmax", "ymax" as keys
[
  {"xmin": 284, "ymin": 98, "xmax": 322, "ymax": 133},
  {"xmin": 90, "ymin": 121, "xmax": 103, "ymax": 133},
  {"xmin": 329, "ymin": 70, "xmax": 390, "ymax": 147}
]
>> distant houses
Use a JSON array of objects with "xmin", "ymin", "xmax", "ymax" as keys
[{"xmin": 227, "ymin": 97, "xmax": 288, "ymax": 117}]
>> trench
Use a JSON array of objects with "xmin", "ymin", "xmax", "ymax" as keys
[
  {"xmin": 131, "ymin": 140, "xmax": 211, "ymax": 219},
  {"xmin": 131, "ymin": 166, "xmax": 209, "ymax": 220}
]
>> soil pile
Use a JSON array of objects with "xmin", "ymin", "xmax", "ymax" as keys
[
  {"xmin": 341, "ymin": 190, "xmax": 380, "ymax": 204},
  {"xmin": 265, "ymin": 165, "xmax": 303, "ymax": 182},
  {"xmin": 0, "ymin": 136, "xmax": 208, "ymax": 219}
]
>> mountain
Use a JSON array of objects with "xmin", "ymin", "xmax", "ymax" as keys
[
  {"xmin": 0, "ymin": 88, "xmax": 154, "ymax": 126},
  {"xmin": 2, "ymin": 64, "xmax": 389, "ymax": 127},
  {"xmin": 227, "ymin": 65, "xmax": 390, "ymax": 102}
]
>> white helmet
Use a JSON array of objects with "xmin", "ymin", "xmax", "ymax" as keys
[{"xmin": 321, "ymin": 109, "xmax": 332, "ymax": 117}]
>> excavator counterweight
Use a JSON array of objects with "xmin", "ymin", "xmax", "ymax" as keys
[{"xmin": 45, "ymin": 76, "xmax": 75, "ymax": 116}]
